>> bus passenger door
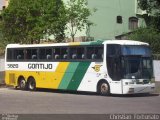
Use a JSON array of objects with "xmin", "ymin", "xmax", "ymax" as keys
[{"xmin": 107, "ymin": 57, "xmax": 123, "ymax": 94}]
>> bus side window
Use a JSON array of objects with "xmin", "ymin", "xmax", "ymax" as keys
[
  {"xmin": 32, "ymin": 55, "xmax": 37, "ymax": 59},
  {"xmin": 46, "ymin": 48, "xmax": 52, "ymax": 60},
  {"xmin": 39, "ymin": 48, "xmax": 52, "ymax": 60},
  {"xmin": 14, "ymin": 49, "xmax": 24, "ymax": 60},
  {"xmin": 31, "ymin": 49, "xmax": 38, "ymax": 60},
  {"xmin": 87, "ymin": 47, "xmax": 94, "ymax": 59},
  {"xmin": 46, "ymin": 54, "xmax": 51, "ymax": 60},
  {"xmin": 92, "ymin": 54, "xmax": 97, "ymax": 59},
  {"xmin": 70, "ymin": 47, "xmax": 84, "ymax": 60},
  {"xmin": 39, "ymin": 48, "xmax": 46, "ymax": 59},
  {"xmin": 77, "ymin": 47, "xmax": 84, "ymax": 59},
  {"xmin": 61, "ymin": 48, "xmax": 68, "ymax": 59},
  {"xmin": 53, "ymin": 48, "xmax": 60, "ymax": 60},
  {"xmin": 17, "ymin": 55, "xmax": 22, "ymax": 59},
  {"xmin": 26, "ymin": 49, "xmax": 32, "ymax": 59},
  {"xmin": 70, "ymin": 47, "xmax": 77, "ymax": 59},
  {"xmin": 7, "ymin": 49, "xmax": 13, "ymax": 61},
  {"xmin": 26, "ymin": 49, "xmax": 38, "ymax": 60},
  {"xmin": 95, "ymin": 47, "xmax": 103, "ymax": 59},
  {"xmin": 82, "ymin": 54, "xmax": 85, "ymax": 59},
  {"xmin": 87, "ymin": 46, "xmax": 103, "ymax": 61}
]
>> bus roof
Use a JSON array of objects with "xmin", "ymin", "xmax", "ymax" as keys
[
  {"xmin": 103, "ymin": 40, "xmax": 149, "ymax": 45},
  {"xmin": 6, "ymin": 40, "xmax": 149, "ymax": 48}
]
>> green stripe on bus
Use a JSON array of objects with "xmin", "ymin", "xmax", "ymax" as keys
[
  {"xmin": 67, "ymin": 62, "xmax": 91, "ymax": 90},
  {"xmin": 58, "ymin": 62, "xmax": 79, "ymax": 90}
]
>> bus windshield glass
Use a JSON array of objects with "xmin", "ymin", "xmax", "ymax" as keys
[
  {"xmin": 107, "ymin": 44, "xmax": 153, "ymax": 80},
  {"xmin": 122, "ymin": 57, "xmax": 153, "ymax": 79},
  {"xmin": 121, "ymin": 45, "xmax": 151, "ymax": 56}
]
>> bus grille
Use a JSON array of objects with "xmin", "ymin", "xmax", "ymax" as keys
[{"xmin": 9, "ymin": 73, "xmax": 16, "ymax": 84}]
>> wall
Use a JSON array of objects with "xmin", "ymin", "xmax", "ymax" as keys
[
  {"xmin": 87, "ymin": 0, "xmax": 145, "ymax": 40},
  {"xmin": 0, "ymin": 0, "xmax": 9, "ymax": 10},
  {"xmin": 153, "ymin": 60, "xmax": 160, "ymax": 81}
]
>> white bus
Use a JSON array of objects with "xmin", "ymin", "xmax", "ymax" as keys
[{"xmin": 5, "ymin": 40, "xmax": 155, "ymax": 95}]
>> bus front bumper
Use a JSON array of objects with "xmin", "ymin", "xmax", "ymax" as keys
[{"xmin": 122, "ymin": 83, "xmax": 155, "ymax": 94}]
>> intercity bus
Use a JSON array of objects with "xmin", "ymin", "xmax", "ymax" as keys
[{"xmin": 5, "ymin": 40, "xmax": 155, "ymax": 95}]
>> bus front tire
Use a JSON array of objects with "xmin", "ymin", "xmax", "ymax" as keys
[
  {"xmin": 27, "ymin": 78, "xmax": 36, "ymax": 91},
  {"xmin": 97, "ymin": 81, "xmax": 110, "ymax": 96}
]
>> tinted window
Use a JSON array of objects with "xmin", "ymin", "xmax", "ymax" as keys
[
  {"xmin": 14, "ymin": 49, "xmax": 24, "ymax": 60},
  {"xmin": 7, "ymin": 49, "xmax": 13, "ymax": 61},
  {"xmin": 39, "ymin": 48, "xmax": 46, "ymax": 59},
  {"xmin": 53, "ymin": 47, "xmax": 68, "ymax": 60},
  {"xmin": 46, "ymin": 48, "xmax": 52, "ymax": 60},
  {"xmin": 107, "ymin": 44, "xmax": 122, "ymax": 81},
  {"xmin": 53, "ymin": 48, "xmax": 60, "ymax": 59},
  {"xmin": 87, "ymin": 46, "xmax": 103, "ymax": 60},
  {"xmin": 26, "ymin": 49, "xmax": 38, "ymax": 60},
  {"xmin": 70, "ymin": 47, "xmax": 85, "ymax": 59},
  {"xmin": 61, "ymin": 48, "xmax": 68, "ymax": 59},
  {"xmin": 107, "ymin": 44, "xmax": 121, "ymax": 56},
  {"xmin": 121, "ymin": 45, "xmax": 151, "ymax": 56},
  {"xmin": 39, "ymin": 48, "xmax": 52, "ymax": 60}
]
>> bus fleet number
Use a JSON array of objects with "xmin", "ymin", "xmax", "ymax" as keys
[{"xmin": 7, "ymin": 64, "xmax": 18, "ymax": 68}]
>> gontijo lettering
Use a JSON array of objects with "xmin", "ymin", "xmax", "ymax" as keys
[{"xmin": 28, "ymin": 63, "xmax": 52, "ymax": 69}]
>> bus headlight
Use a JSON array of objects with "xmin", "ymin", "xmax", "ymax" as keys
[{"xmin": 125, "ymin": 80, "xmax": 134, "ymax": 85}]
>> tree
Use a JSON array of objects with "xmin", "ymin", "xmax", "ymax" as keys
[
  {"xmin": 129, "ymin": 0, "xmax": 160, "ymax": 54},
  {"xmin": 65, "ymin": 0, "xmax": 96, "ymax": 42},
  {"xmin": 128, "ymin": 27, "xmax": 160, "ymax": 54},
  {"xmin": 1, "ymin": 0, "xmax": 66, "ymax": 45},
  {"xmin": 138, "ymin": 0, "xmax": 160, "ymax": 30}
]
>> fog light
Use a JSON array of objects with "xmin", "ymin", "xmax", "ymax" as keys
[{"xmin": 128, "ymin": 88, "xmax": 134, "ymax": 93}]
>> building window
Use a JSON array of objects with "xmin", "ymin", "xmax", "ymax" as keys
[
  {"xmin": 2, "ymin": 6, "xmax": 6, "ymax": 10},
  {"xmin": 117, "ymin": 16, "xmax": 122, "ymax": 24},
  {"xmin": 129, "ymin": 17, "xmax": 138, "ymax": 30}
]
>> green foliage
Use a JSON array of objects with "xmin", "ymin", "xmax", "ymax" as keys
[
  {"xmin": 128, "ymin": 27, "xmax": 160, "ymax": 54},
  {"xmin": 138, "ymin": 0, "xmax": 160, "ymax": 14},
  {"xmin": 136, "ymin": 0, "xmax": 160, "ymax": 54},
  {"xmin": 65, "ymin": 0, "xmax": 96, "ymax": 42},
  {"xmin": 1, "ymin": 0, "xmax": 66, "ymax": 45},
  {"xmin": 138, "ymin": 0, "xmax": 160, "ymax": 30}
]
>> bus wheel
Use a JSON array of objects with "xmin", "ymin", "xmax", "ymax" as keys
[
  {"xmin": 98, "ymin": 81, "xmax": 110, "ymax": 96},
  {"xmin": 19, "ymin": 78, "xmax": 26, "ymax": 90},
  {"xmin": 27, "ymin": 78, "xmax": 36, "ymax": 91}
]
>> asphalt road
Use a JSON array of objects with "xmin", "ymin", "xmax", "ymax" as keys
[{"xmin": 0, "ymin": 88, "xmax": 160, "ymax": 114}]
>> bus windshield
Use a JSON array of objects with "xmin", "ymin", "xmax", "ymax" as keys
[
  {"xmin": 107, "ymin": 44, "xmax": 153, "ymax": 80},
  {"xmin": 122, "ymin": 57, "xmax": 153, "ymax": 79},
  {"xmin": 121, "ymin": 45, "xmax": 151, "ymax": 56}
]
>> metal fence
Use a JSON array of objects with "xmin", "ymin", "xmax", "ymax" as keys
[{"xmin": 0, "ymin": 58, "xmax": 160, "ymax": 84}]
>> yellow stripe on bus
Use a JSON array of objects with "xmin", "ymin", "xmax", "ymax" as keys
[
  {"xmin": 5, "ymin": 62, "xmax": 70, "ymax": 89},
  {"xmin": 51, "ymin": 62, "xmax": 70, "ymax": 89},
  {"xmin": 69, "ymin": 42, "xmax": 80, "ymax": 46}
]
